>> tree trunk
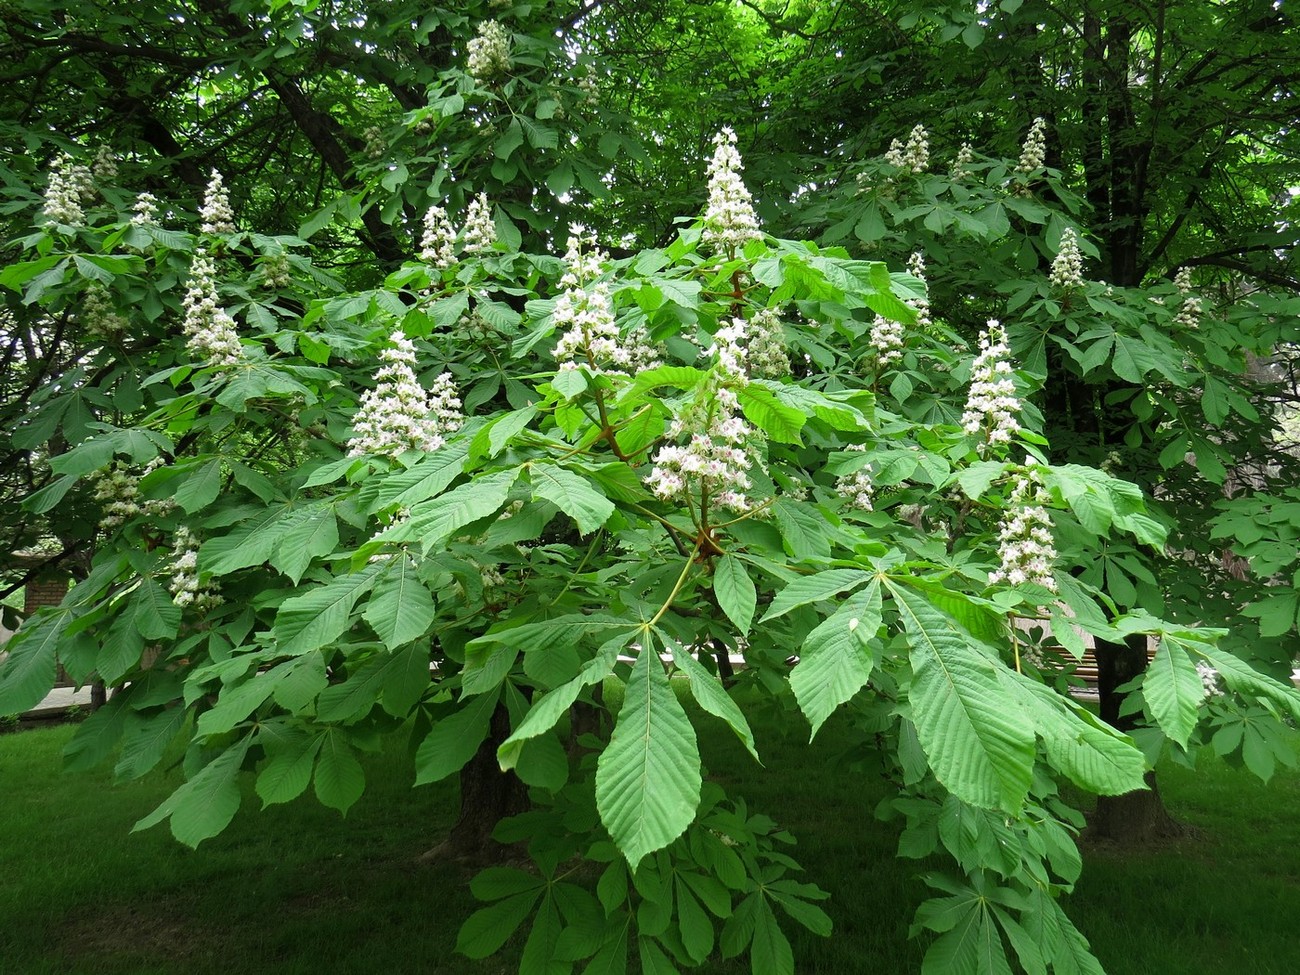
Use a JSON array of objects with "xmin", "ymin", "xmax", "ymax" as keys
[
  {"xmin": 1089, "ymin": 634, "xmax": 1188, "ymax": 841},
  {"xmin": 420, "ymin": 703, "xmax": 529, "ymax": 864},
  {"xmin": 712, "ymin": 636, "xmax": 736, "ymax": 687}
]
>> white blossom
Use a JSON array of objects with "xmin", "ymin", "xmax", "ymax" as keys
[
  {"xmin": 181, "ymin": 250, "xmax": 243, "ymax": 365},
  {"xmin": 1196, "ymin": 660, "xmax": 1225, "ymax": 699},
  {"xmin": 462, "ymin": 193, "xmax": 497, "ymax": 255},
  {"xmin": 577, "ymin": 65, "xmax": 600, "ymax": 107},
  {"xmin": 92, "ymin": 146, "xmax": 118, "ymax": 182},
  {"xmin": 702, "ymin": 127, "xmax": 762, "ymax": 253},
  {"xmin": 348, "ymin": 330, "xmax": 462, "ymax": 458},
  {"xmin": 1171, "ymin": 268, "xmax": 1201, "ymax": 329},
  {"xmin": 260, "ymin": 254, "xmax": 292, "ymax": 289},
  {"xmin": 552, "ymin": 232, "xmax": 660, "ymax": 374},
  {"xmin": 988, "ymin": 466, "xmax": 1057, "ymax": 592},
  {"xmin": 646, "ymin": 384, "xmax": 756, "ymax": 514},
  {"xmin": 168, "ymin": 526, "xmax": 223, "ymax": 613},
  {"xmin": 82, "ymin": 283, "xmax": 127, "ymax": 339},
  {"xmin": 709, "ymin": 308, "xmax": 788, "ymax": 381},
  {"xmin": 1174, "ymin": 267, "xmax": 1194, "ymax": 293},
  {"xmin": 363, "ymin": 125, "xmax": 386, "ymax": 159},
  {"xmin": 199, "ymin": 169, "xmax": 235, "ymax": 235},
  {"xmin": 869, "ymin": 315, "xmax": 905, "ymax": 365},
  {"xmin": 467, "ymin": 20, "xmax": 512, "ymax": 84},
  {"xmin": 961, "ymin": 320, "xmax": 1021, "ymax": 451},
  {"xmin": 1016, "ymin": 117, "xmax": 1048, "ymax": 174},
  {"xmin": 42, "ymin": 153, "xmax": 94, "ymax": 225},
  {"xmin": 1050, "ymin": 227, "xmax": 1085, "ymax": 289},
  {"xmin": 420, "ymin": 205, "xmax": 457, "ymax": 268},
  {"xmin": 950, "ymin": 141, "xmax": 974, "ymax": 180},
  {"xmin": 130, "ymin": 192, "xmax": 160, "ymax": 227},
  {"xmin": 89, "ymin": 460, "xmax": 173, "ymax": 532},
  {"xmin": 884, "ymin": 125, "xmax": 929, "ymax": 174},
  {"xmin": 835, "ymin": 447, "xmax": 874, "ymax": 511}
]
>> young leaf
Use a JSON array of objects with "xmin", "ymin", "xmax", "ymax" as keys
[{"xmin": 713, "ymin": 555, "xmax": 756, "ymax": 636}]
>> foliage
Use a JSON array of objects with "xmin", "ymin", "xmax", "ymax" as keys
[{"xmin": 2, "ymin": 2, "xmax": 1300, "ymax": 974}]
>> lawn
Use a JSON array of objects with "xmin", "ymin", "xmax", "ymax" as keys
[{"xmin": 2, "ymin": 704, "xmax": 1298, "ymax": 975}]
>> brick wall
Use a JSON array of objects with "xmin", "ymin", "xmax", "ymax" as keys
[{"xmin": 23, "ymin": 572, "xmax": 71, "ymax": 685}]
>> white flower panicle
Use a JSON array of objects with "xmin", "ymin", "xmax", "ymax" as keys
[
  {"xmin": 462, "ymin": 193, "xmax": 497, "ymax": 255},
  {"xmin": 552, "ymin": 232, "xmax": 661, "ymax": 374},
  {"xmin": 869, "ymin": 315, "xmax": 905, "ymax": 365},
  {"xmin": 961, "ymin": 320, "xmax": 1022, "ymax": 450},
  {"xmin": 130, "ymin": 192, "xmax": 160, "ymax": 227},
  {"xmin": 577, "ymin": 65, "xmax": 600, "ymax": 107},
  {"xmin": 92, "ymin": 146, "xmax": 118, "ymax": 182},
  {"xmin": 885, "ymin": 125, "xmax": 930, "ymax": 174},
  {"xmin": 168, "ymin": 526, "xmax": 223, "ymax": 613},
  {"xmin": 1174, "ymin": 267, "xmax": 1194, "ymax": 293},
  {"xmin": 709, "ymin": 308, "xmax": 789, "ymax": 381},
  {"xmin": 1016, "ymin": 117, "xmax": 1048, "ymax": 174},
  {"xmin": 702, "ymin": 127, "xmax": 762, "ymax": 253},
  {"xmin": 199, "ymin": 169, "xmax": 235, "ymax": 235},
  {"xmin": 43, "ymin": 153, "xmax": 94, "ymax": 225},
  {"xmin": 348, "ymin": 330, "xmax": 462, "ymax": 458},
  {"xmin": 989, "ymin": 467, "xmax": 1058, "ymax": 591},
  {"xmin": 363, "ymin": 125, "xmax": 386, "ymax": 159},
  {"xmin": 1171, "ymin": 267, "xmax": 1202, "ymax": 329},
  {"xmin": 90, "ymin": 460, "xmax": 173, "ymax": 532},
  {"xmin": 950, "ymin": 141, "xmax": 974, "ymax": 180},
  {"xmin": 646, "ymin": 384, "xmax": 755, "ymax": 514},
  {"xmin": 906, "ymin": 250, "xmax": 934, "ymax": 332},
  {"xmin": 82, "ymin": 283, "xmax": 127, "ymax": 339},
  {"xmin": 467, "ymin": 20, "xmax": 512, "ymax": 83},
  {"xmin": 835, "ymin": 446, "xmax": 874, "ymax": 511},
  {"xmin": 1196, "ymin": 660, "xmax": 1224, "ymax": 699},
  {"xmin": 420, "ymin": 205, "xmax": 457, "ymax": 268},
  {"xmin": 182, "ymin": 251, "xmax": 243, "ymax": 365},
  {"xmin": 260, "ymin": 254, "xmax": 292, "ymax": 289},
  {"xmin": 1050, "ymin": 227, "xmax": 1085, "ymax": 288}
]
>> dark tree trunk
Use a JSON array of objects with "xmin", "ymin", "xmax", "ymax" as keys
[
  {"xmin": 1089, "ymin": 634, "xmax": 1188, "ymax": 841},
  {"xmin": 90, "ymin": 681, "xmax": 106, "ymax": 710},
  {"xmin": 712, "ymin": 636, "xmax": 736, "ymax": 687},
  {"xmin": 421, "ymin": 703, "xmax": 529, "ymax": 864}
]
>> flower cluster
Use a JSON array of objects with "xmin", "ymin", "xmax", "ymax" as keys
[
  {"xmin": 1050, "ymin": 227, "xmax": 1085, "ymax": 288},
  {"xmin": 92, "ymin": 146, "xmax": 118, "ymax": 182},
  {"xmin": 868, "ymin": 314, "xmax": 905, "ymax": 365},
  {"xmin": 885, "ymin": 125, "xmax": 929, "ymax": 173},
  {"xmin": 89, "ymin": 460, "xmax": 173, "ymax": 532},
  {"xmin": 835, "ymin": 445, "xmax": 874, "ymax": 511},
  {"xmin": 182, "ymin": 251, "xmax": 243, "ymax": 365},
  {"xmin": 551, "ymin": 233, "xmax": 661, "ymax": 374},
  {"xmin": 1196, "ymin": 660, "xmax": 1224, "ymax": 699},
  {"xmin": 1016, "ymin": 117, "xmax": 1048, "ymax": 174},
  {"xmin": 906, "ymin": 250, "xmax": 933, "ymax": 332},
  {"xmin": 961, "ymin": 320, "xmax": 1021, "ymax": 451},
  {"xmin": 82, "ymin": 283, "xmax": 127, "ymax": 339},
  {"xmin": 713, "ymin": 308, "xmax": 789, "ymax": 380},
  {"xmin": 260, "ymin": 254, "xmax": 292, "ymax": 289},
  {"xmin": 131, "ymin": 192, "xmax": 160, "ymax": 227},
  {"xmin": 363, "ymin": 125, "xmax": 386, "ymax": 159},
  {"xmin": 467, "ymin": 20, "xmax": 512, "ymax": 84},
  {"xmin": 988, "ymin": 466, "xmax": 1058, "ymax": 591},
  {"xmin": 702, "ymin": 127, "xmax": 762, "ymax": 253},
  {"xmin": 420, "ymin": 205, "xmax": 457, "ymax": 268},
  {"xmin": 348, "ymin": 331, "xmax": 462, "ymax": 458},
  {"xmin": 168, "ymin": 526, "xmax": 223, "ymax": 613},
  {"xmin": 645, "ymin": 384, "xmax": 755, "ymax": 514},
  {"xmin": 950, "ymin": 142, "xmax": 974, "ymax": 180},
  {"xmin": 1172, "ymin": 268, "xmax": 1201, "ymax": 329},
  {"xmin": 42, "ymin": 153, "xmax": 95, "ymax": 226},
  {"xmin": 1174, "ymin": 267, "xmax": 1194, "ymax": 293},
  {"xmin": 577, "ymin": 65, "xmax": 600, "ymax": 107},
  {"xmin": 462, "ymin": 193, "xmax": 497, "ymax": 255},
  {"xmin": 199, "ymin": 170, "xmax": 235, "ymax": 235}
]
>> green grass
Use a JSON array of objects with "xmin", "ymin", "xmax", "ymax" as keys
[{"xmin": 2, "ymin": 706, "xmax": 1298, "ymax": 975}]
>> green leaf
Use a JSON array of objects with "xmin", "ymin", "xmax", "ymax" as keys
[
  {"xmin": 414, "ymin": 687, "xmax": 501, "ymax": 785},
  {"xmin": 751, "ymin": 898, "xmax": 795, "ymax": 975},
  {"xmin": 0, "ymin": 611, "xmax": 66, "ymax": 716},
  {"xmin": 114, "ymin": 707, "xmax": 186, "ymax": 782},
  {"xmin": 1142, "ymin": 639, "xmax": 1203, "ymax": 749},
  {"xmin": 394, "ymin": 468, "xmax": 520, "ymax": 553},
  {"xmin": 737, "ymin": 384, "xmax": 805, "ymax": 443},
  {"xmin": 713, "ymin": 555, "xmax": 757, "ymax": 636},
  {"xmin": 364, "ymin": 553, "xmax": 436, "ymax": 649},
  {"xmin": 762, "ymin": 569, "xmax": 872, "ymax": 622},
  {"xmin": 596, "ymin": 636, "xmax": 702, "ymax": 868},
  {"xmin": 530, "ymin": 463, "xmax": 615, "ymax": 535},
  {"xmin": 381, "ymin": 643, "xmax": 432, "ymax": 717},
  {"xmin": 314, "ymin": 731, "xmax": 366, "ymax": 813},
  {"xmin": 134, "ymin": 735, "xmax": 252, "ymax": 848},
  {"xmin": 889, "ymin": 582, "xmax": 1035, "ymax": 812},
  {"xmin": 268, "ymin": 505, "xmax": 339, "ymax": 584},
  {"xmin": 133, "ymin": 577, "xmax": 181, "ymax": 641},
  {"xmin": 670, "ymin": 643, "xmax": 760, "ymax": 762},
  {"xmin": 790, "ymin": 581, "xmax": 880, "ymax": 737},
  {"xmin": 361, "ymin": 438, "xmax": 470, "ymax": 512},
  {"xmin": 257, "ymin": 731, "xmax": 324, "ymax": 807},
  {"xmin": 457, "ymin": 891, "xmax": 542, "ymax": 958},
  {"xmin": 174, "ymin": 458, "xmax": 224, "ymax": 513},
  {"xmin": 498, "ymin": 642, "xmax": 622, "ymax": 769},
  {"xmin": 273, "ymin": 564, "xmax": 381, "ymax": 655}
]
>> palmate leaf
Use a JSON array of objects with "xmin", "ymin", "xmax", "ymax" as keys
[
  {"xmin": 386, "ymin": 468, "xmax": 520, "ymax": 553},
  {"xmin": 0, "ymin": 609, "xmax": 67, "ymax": 716},
  {"xmin": 134, "ymin": 734, "xmax": 252, "ymax": 848},
  {"xmin": 415, "ymin": 687, "xmax": 502, "ymax": 785},
  {"xmin": 790, "ymin": 581, "xmax": 880, "ymax": 738},
  {"xmin": 1142, "ymin": 638, "xmax": 1204, "ymax": 748},
  {"xmin": 596, "ymin": 634, "xmax": 702, "ymax": 868},
  {"xmin": 888, "ymin": 582, "xmax": 1035, "ymax": 812},
  {"xmin": 670, "ymin": 641, "xmax": 760, "ymax": 762},
  {"xmin": 529, "ymin": 462, "xmax": 615, "ymax": 534},
  {"xmin": 363, "ymin": 553, "xmax": 435, "ymax": 650},
  {"xmin": 272, "ymin": 562, "xmax": 382, "ymax": 655}
]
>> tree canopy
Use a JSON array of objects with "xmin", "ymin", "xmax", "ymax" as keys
[{"xmin": 2, "ymin": 3, "xmax": 1299, "ymax": 974}]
